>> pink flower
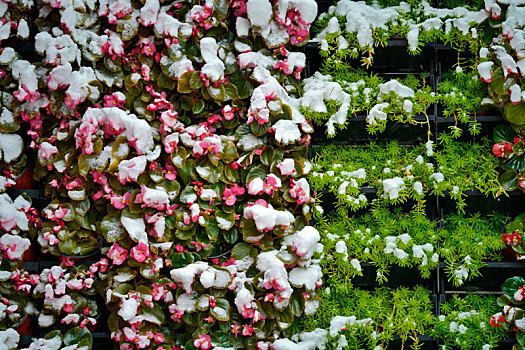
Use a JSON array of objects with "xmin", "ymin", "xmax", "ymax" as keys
[
  {"xmin": 38, "ymin": 142, "xmax": 59, "ymax": 161},
  {"xmin": 142, "ymin": 42, "xmax": 156, "ymax": 56},
  {"xmin": 274, "ymin": 60, "xmax": 292, "ymax": 74},
  {"xmin": 193, "ymin": 335, "xmax": 212, "ymax": 350},
  {"xmin": 164, "ymin": 133, "xmax": 179, "ymax": 153},
  {"xmin": 223, "ymin": 188, "xmax": 237, "ymax": 206},
  {"xmin": 264, "ymin": 174, "xmax": 282, "ymax": 195},
  {"xmin": 515, "ymin": 286, "xmax": 525, "ymax": 302},
  {"xmin": 0, "ymin": 234, "xmax": 30, "ymax": 260},
  {"xmin": 62, "ymin": 304, "xmax": 74, "ymax": 313},
  {"xmin": 169, "ymin": 305, "xmax": 184, "ymax": 322},
  {"xmin": 108, "ymin": 243, "xmax": 128, "ymax": 265},
  {"xmin": 160, "ymin": 109, "xmax": 180, "ymax": 132},
  {"xmin": 193, "ymin": 136, "xmax": 221, "ymax": 157},
  {"xmin": 231, "ymin": 323, "xmax": 241, "ymax": 338},
  {"xmin": 492, "ymin": 141, "xmax": 512, "ymax": 157},
  {"xmin": 110, "ymin": 192, "xmax": 131, "ymax": 209},
  {"xmin": 242, "ymin": 325, "xmax": 255, "ymax": 336},
  {"xmin": 103, "ymin": 92, "xmax": 126, "ymax": 108},
  {"xmin": 164, "ymin": 162, "xmax": 177, "ymax": 180},
  {"xmin": 289, "ymin": 178, "xmax": 311, "ymax": 204},
  {"xmin": 222, "ymin": 105, "xmax": 235, "ymax": 121},
  {"xmin": 262, "ymin": 278, "xmax": 286, "ymax": 291},
  {"xmin": 490, "ymin": 312, "xmax": 505, "ymax": 327},
  {"xmin": 153, "ymin": 333, "xmax": 164, "ymax": 343},
  {"xmin": 130, "ymin": 242, "xmax": 150, "ymax": 262},
  {"xmin": 141, "ymin": 65, "xmax": 151, "ymax": 81}
]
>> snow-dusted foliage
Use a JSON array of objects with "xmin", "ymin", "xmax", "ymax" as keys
[{"xmin": 1, "ymin": 0, "xmax": 321, "ymax": 348}]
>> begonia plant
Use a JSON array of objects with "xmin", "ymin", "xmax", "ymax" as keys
[{"xmin": 4, "ymin": 0, "xmax": 324, "ymax": 348}]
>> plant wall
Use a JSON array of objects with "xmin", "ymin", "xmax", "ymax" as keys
[{"xmin": 0, "ymin": 0, "xmax": 327, "ymax": 348}]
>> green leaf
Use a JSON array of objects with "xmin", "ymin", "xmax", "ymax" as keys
[
  {"xmin": 58, "ymin": 239, "xmax": 77, "ymax": 255},
  {"xmin": 290, "ymin": 291, "xmax": 305, "ymax": 316},
  {"xmin": 494, "ymin": 124, "xmax": 516, "ymax": 143},
  {"xmin": 78, "ymin": 154, "xmax": 91, "ymax": 177},
  {"xmin": 208, "ymin": 85, "xmax": 225, "ymax": 101},
  {"xmin": 246, "ymin": 164, "xmax": 268, "ymax": 183},
  {"xmin": 216, "ymin": 211, "xmax": 235, "ymax": 230},
  {"xmin": 190, "ymin": 71, "xmax": 204, "ymax": 89},
  {"xmin": 177, "ymin": 71, "xmax": 194, "ymax": 93},
  {"xmin": 223, "ymin": 83, "xmax": 239, "ymax": 101},
  {"xmin": 231, "ymin": 242, "xmax": 251, "ymax": 260},
  {"xmin": 503, "ymin": 277, "xmax": 525, "ymax": 303},
  {"xmin": 491, "ymin": 67, "xmax": 506, "ymax": 95},
  {"xmin": 224, "ymin": 228, "xmax": 239, "ymax": 244},
  {"xmin": 100, "ymin": 215, "xmax": 126, "ymax": 243},
  {"xmin": 260, "ymin": 146, "xmax": 275, "ymax": 166},
  {"xmin": 192, "ymin": 99, "xmax": 205, "ymax": 114},
  {"xmin": 500, "ymin": 170, "xmax": 519, "ymax": 191},
  {"xmin": 171, "ymin": 147, "xmax": 187, "ymax": 168},
  {"xmin": 230, "ymin": 72, "xmax": 252, "ymax": 99},
  {"xmin": 206, "ymin": 218, "xmax": 219, "ymax": 241},
  {"xmin": 505, "ymin": 103, "xmax": 525, "ymax": 126},
  {"xmin": 211, "ymin": 298, "xmax": 231, "ymax": 321},
  {"xmin": 213, "ymin": 0, "xmax": 229, "ymax": 20},
  {"xmin": 64, "ymin": 327, "xmax": 91, "ymax": 347},
  {"xmin": 197, "ymin": 161, "xmax": 223, "ymax": 183},
  {"xmin": 250, "ymin": 121, "xmax": 271, "ymax": 137},
  {"xmin": 224, "ymin": 165, "xmax": 239, "ymax": 183},
  {"xmin": 276, "ymin": 307, "xmax": 293, "ymax": 329},
  {"xmin": 219, "ymin": 138, "xmax": 239, "ymax": 164},
  {"xmin": 503, "ymin": 155, "xmax": 525, "ymax": 172},
  {"xmin": 517, "ymin": 331, "xmax": 525, "ymax": 346}
]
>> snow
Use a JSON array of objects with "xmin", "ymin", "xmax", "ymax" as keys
[
  {"xmin": 170, "ymin": 262, "xmax": 209, "ymax": 294},
  {"xmin": 237, "ymin": 133, "xmax": 264, "ymax": 151},
  {"xmin": 382, "ymin": 177, "xmax": 406, "ymax": 200},
  {"xmin": 0, "ymin": 48, "xmax": 15, "ymax": 64},
  {"xmin": 118, "ymin": 297, "xmax": 140, "ymax": 321},
  {"xmin": 35, "ymin": 33, "xmax": 79, "ymax": 65},
  {"xmin": 17, "ymin": 19, "xmax": 29, "ymax": 39},
  {"xmin": 38, "ymin": 313, "xmax": 55, "ymax": 327},
  {"xmin": 367, "ymin": 103, "xmax": 389, "ymax": 125},
  {"xmin": 0, "ymin": 329, "xmax": 19, "ymax": 350},
  {"xmin": 201, "ymin": 37, "xmax": 225, "ymax": 82},
  {"xmin": 0, "ymin": 194, "xmax": 29, "ymax": 231},
  {"xmin": 379, "ymin": 80, "xmax": 415, "ymax": 98},
  {"xmin": 248, "ymin": 178, "xmax": 265, "ymax": 195},
  {"xmin": 121, "ymin": 216, "xmax": 147, "ymax": 243},
  {"xmin": 23, "ymin": 332, "xmax": 62, "ymax": 350},
  {"xmin": 243, "ymin": 203, "xmax": 295, "ymax": 231},
  {"xmin": 0, "ymin": 134, "xmax": 23, "ymax": 163},
  {"xmin": 288, "ymin": 226, "xmax": 320, "ymax": 260},
  {"xmin": 276, "ymin": 159, "xmax": 296, "ymax": 176},
  {"xmin": 288, "ymin": 264, "xmax": 322, "ymax": 290},
  {"xmin": 236, "ymin": 17, "xmax": 251, "ymax": 37},
  {"xmin": 140, "ymin": 0, "xmax": 159, "ymax": 26},
  {"xmin": 335, "ymin": 240, "xmax": 348, "ymax": 261},
  {"xmin": 117, "ymin": 155, "xmax": 148, "ymax": 183},
  {"xmin": 247, "ymin": 0, "xmax": 273, "ymax": 28},
  {"xmin": 274, "ymin": 120, "xmax": 301, "ymax": 145},
  {"xmin": 76, "ymin": 107, "xmax": 154, "ymax": 155}
]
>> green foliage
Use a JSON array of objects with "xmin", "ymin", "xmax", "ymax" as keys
[
  {"xmin": 303, "ymin": 286, "xmax": 436, "ymax": 350},
  {"xmin": 436, "ymin": 135, "xmax": 503, "ymax": 211},
  {"xmin": 317, "ymin": 205, "xmax": 438, "ymax": 284},
  {"xmin": 439, "ymin": 213, "xmax": 507, "ymax": 287},
  {"xmin": 438, "ymin": 69, "xmax": 488, "ymax": 137},
  {"xmin": 309, "ymin": 139, "xmax": 502, "ymax": 212},
  {"xmin": 433, "ymin": 294, "xmax": 506, "ymax": 350}
]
